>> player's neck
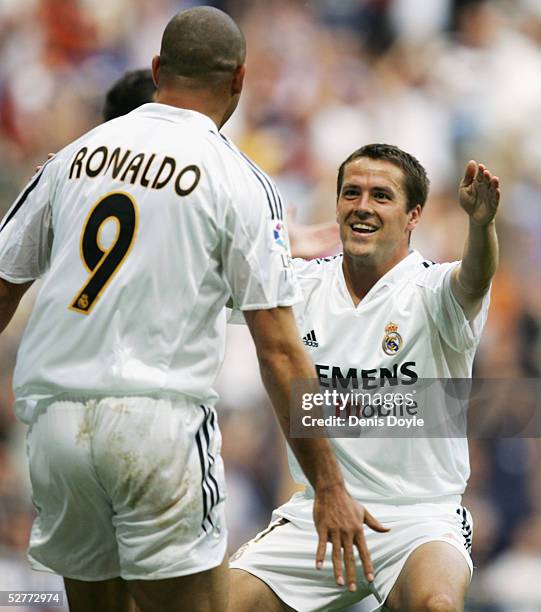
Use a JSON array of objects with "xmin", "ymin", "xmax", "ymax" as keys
[
  {"xmin": 155, "ymin": 88, "xmax": 227, "ymax": 128},
  {"xmin": 342, "ymin": 250, "xmax": 409, "ymax": 306}
]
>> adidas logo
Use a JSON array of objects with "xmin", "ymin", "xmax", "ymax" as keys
[{"xmin": 302, "ymin": 330, "xmax": 319, "ymax": 347}]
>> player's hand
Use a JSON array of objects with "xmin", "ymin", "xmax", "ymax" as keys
[
  {"xmin": 459, "ymin": 161, "xmax": 500, "ymax": 226},
  {"xmin": 35, "ymin": 152, "xmax": 55, "ymax": 174},
  {"xmin": 287, "ymin": 207, "xmax": 340, "ymax": 259},
  {"xmin": 313, "ymin": 484, "xmax": 389, "ymax": 592}
]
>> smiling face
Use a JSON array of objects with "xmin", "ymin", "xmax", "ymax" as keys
[{"xmin": 336, "ymin": 157, "xmax": 422, "ymax": 269}]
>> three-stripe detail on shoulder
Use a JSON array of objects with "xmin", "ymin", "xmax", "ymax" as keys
[
  {"xmin": 214, "ymin": 132, "xmax": 283, "ymax": 220},
  {"xmin": 316, "ymin": 254, "xmax": 343, "ymax": 265},
  {"xmin": 195, "ymin": 405, "xmax": 222, "ymax": 534}
]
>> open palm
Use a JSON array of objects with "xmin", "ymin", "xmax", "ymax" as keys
[{"xmin": 459, "ymin": 161, "xmax": 500, "ymax": 226}]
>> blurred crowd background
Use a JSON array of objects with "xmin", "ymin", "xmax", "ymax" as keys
[{"xmin": 0, "ymin": 0, "xmax": 540, "ymax": 610}]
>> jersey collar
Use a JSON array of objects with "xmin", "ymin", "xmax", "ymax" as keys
[
  {"xmin": 128, "ymin": 103, "xmax": 218, "ymax": 132},
  {"xmin": 338, "ymin": 250, "xmax": 425, "ymax": 308}
]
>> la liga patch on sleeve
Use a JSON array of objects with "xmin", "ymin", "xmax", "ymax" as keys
[{"xmin": 270, "ymin": 220, "xmax": 291, "ymax": 255}]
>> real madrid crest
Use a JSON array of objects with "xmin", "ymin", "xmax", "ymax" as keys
[{"xmin": 382, "ymin": 322, "xmax": 402, "ymax": 356}]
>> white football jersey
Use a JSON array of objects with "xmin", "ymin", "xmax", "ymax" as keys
[
  {"xmin": 229, "ymin": 250, "xmax": 491, "ymax": 507},
  {"xmin": 0, "ymin": 103, "xmax": 300, "ymax": 423},
  {"xmin": 284, "ymin": 250, "xmax": 490, "ymax": 508}
]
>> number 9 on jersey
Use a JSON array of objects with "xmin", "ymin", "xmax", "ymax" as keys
[{"xmin": 70, "ymin": 191, "xmax": 138, "ymax": 315}]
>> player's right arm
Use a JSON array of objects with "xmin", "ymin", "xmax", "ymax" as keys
[
  {"xmin": 0, "ymin": 279, "xmax": 32, "ymax": 333},
  {"xmin": 0, "ymin": 158, "xmax": 56, "ymax": 332},
  {"xmin": 244, "ymin": 305, "xmax": 388, "ymax": 591}
]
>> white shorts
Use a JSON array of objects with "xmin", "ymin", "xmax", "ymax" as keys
[
  {"xmin": 26, "ymin": 397, "xmax": 227, "ymax": 581},
  {"xmin": 230, "ymin": 494, "xmax": 473, "ymax": 612}
]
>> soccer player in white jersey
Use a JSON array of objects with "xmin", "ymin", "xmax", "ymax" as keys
[
  {"xmin": 100, "ymin": 67, "xmax": 340, "ymax": 258},
  {"xmin": 0, "ymin": 8, "xmax": 377, "ymax": 612},
  {"xmin": 228, "ymin": 143, "xmax": 500, "ymax": 611}
]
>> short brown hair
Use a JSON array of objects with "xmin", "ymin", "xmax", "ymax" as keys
[{"xmin": 337, "ymin": 144, "xmax": 430, "ymax": 212}]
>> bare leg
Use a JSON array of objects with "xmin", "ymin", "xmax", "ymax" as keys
[
  {"xmin": 127, "ymin": 553, "xmax": 229, "ymax": 612},
  {"xmin": 228, "ymin": 568, "xmax": 293, "ymax": 612},
  {"xmin": 64, "ymin": 577, "xmax": 136, "ymax": 612},
  {"xmin": 385, "ymin": 541, "xmax": 470, "ymax": 612}
]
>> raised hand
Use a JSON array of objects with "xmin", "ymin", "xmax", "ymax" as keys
[
  {"xmin": 459, "ymin": 161, "xmax": 500, "ymax": 226},
  {"xmin": 34, "ymin": 153, "xmax": 56, "ymax": 175}
]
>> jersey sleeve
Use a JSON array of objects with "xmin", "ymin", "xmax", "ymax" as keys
[
  {"xmin": 221, "ymin": 180, "xmax": 302, "ymax": 312},
  {"xmin": 418, "ymin": 261, "xmax": 490, "ymax": 352},
  {"xmin": 226, "ymin": 256, "xmax": 313, "ymax": 325},
  {"xmin": 0, "ymin": 160, "xmax": 56, "ymax": 283}
]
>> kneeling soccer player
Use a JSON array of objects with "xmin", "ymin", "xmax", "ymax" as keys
[{"xmin": 228, "ymin": 144, "xmax": 500, "ymax": 612}]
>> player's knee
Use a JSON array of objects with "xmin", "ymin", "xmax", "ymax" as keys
[{"xmin": 417, "ymin": 592, "xmax": 460, "ymax": 612}]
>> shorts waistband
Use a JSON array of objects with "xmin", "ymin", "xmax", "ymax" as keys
[{"xmin": 23, "ymin": 393, "xmax": 216, "ymax": 425}]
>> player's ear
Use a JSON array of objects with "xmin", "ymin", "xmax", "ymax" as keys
[
  {"xmin": 151, "ymin": 55, "xmax": 161, "ymax": 88},
  {"xmin": 231, "ymin": 64, "xmax": 246, "ymax": 95},
  {"xmin": 406, "ymin": 204, "xmax": 422, "ymax": 232},
  {"xmin": 336, "ymin": 190, "xmax": 341, "ymax": 223}
]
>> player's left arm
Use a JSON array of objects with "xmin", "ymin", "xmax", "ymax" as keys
[
  {"xmin": 0, "ymin": 278, "xmax": 33, "ymax": 333},
  {"xmin": 287, "ymin": 207, "xmax": 340, "ymax": 260},
  {"xmin": 451, "ymin": 160, "xmax": 500, "ymax": 320}
]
